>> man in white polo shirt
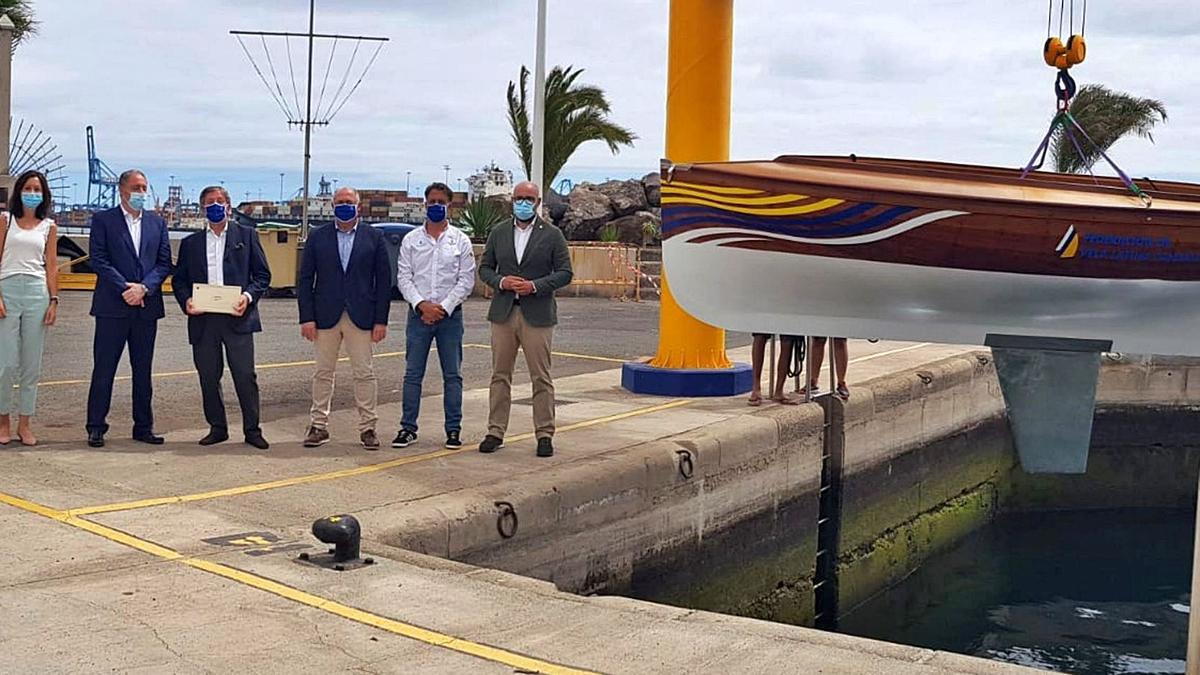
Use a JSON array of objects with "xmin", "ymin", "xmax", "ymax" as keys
[{"xmin": 392, "ymin": 182, "xmax": 476, "ymax": 449}]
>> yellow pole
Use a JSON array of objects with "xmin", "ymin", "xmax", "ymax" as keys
[{"xmin": 650, "ymin": 0, "xmax": 734, "ymax": 370}]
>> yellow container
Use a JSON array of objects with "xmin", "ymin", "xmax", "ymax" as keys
[{"xmin": 256, "ymin": 226, "xmax": 301, "ymax": 292}]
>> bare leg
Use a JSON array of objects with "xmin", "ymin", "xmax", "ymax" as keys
[
  {"xmin": 772, "ymin": 337, "xmax": 798, "ymax": 402},
  {"xmin": 833, "ymin": 338, "xmax": 849, "ymax": 387},
  {"xmin": 806, "ymin": 337, "xmax": 828, "ymax": 391},
  {"xmin": 16, "ymin": 414, "xmax": 34, "ymax": 446},
  {"xmin": 749, "ymin": 334, "xmax": 768, "ymax": 404},
  {"xmin": 0, "ymin": 414, "xmax": 9, "ymax": 443}
]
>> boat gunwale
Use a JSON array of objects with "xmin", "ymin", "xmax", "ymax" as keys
[
  {"xmin": 665, "ymin": 160, "xmax": 1200, "ymax": 227},
  {"xmin": 774, "ymin": 155, "xmax": 1200, "ymax": 202}
]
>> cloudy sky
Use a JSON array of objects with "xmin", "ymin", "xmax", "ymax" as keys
[{"xmin": 10, "ymin": 0, "xmax": 1199, "ymax": 205}]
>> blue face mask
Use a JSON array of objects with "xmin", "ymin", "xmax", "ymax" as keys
[
  {"xmin": 128, "ymin": 191, "xmax": 148, "ymax": 212},
  {"xmin": 205, "ymin": 203, "xmax": 227, "ymax": 224},
  {"xmin": 334, "ymin": 203, "xmax": 357, "ymax": 222},
  {"xmin": 513, "ymin": 199, "xmax": 536, "ymax": 222},
  {"xmin": 20, "ymin": 192, "xmax": 43, "ymax": 209},
  {"xmin": 426, "ymin": 204, "xmax": 448, "ymax": 223}
]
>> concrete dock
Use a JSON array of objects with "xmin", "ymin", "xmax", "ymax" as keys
[{"xmin": 5, "ymin": 294, "xmax": 1183, "ymax": 673}]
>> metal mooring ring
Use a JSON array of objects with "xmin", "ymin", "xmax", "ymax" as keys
[
  {"xmin": 917, "ymin": 371, "xmax": 934, "ymax": 385},
  {"xmin": 494, "ymin": 501, "xmax": 518, "ymax": 539},
  {"xmin": 676, "ymin": 450, "xmax": 694, "ymax": 479}
]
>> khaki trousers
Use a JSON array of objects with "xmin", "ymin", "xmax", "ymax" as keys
[
  {"xmin": 310, "ymin": 312, "xmax": 377, "ymax": 432},
  {"xmin": 489, "ymin": 307, "xmax": 555, "ymax": 439}
]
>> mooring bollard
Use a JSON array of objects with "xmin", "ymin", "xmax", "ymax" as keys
[{"xmin": 312, "ymin": 514, "xmax": 361, "ymax": 562}]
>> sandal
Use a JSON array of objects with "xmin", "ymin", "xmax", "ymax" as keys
[
  {"xmin": 772, "ymin": 393, "xmax": 801, "ymax": 406},
  {"xmin": 747, "ymin": 393, "xmax": 763, "ymax": 407},
  {"xmin": 835, "ymin": 384, "xmax": 850, "ymax": 400},
  {"xmin": 798, "ymin": 383, "xmax": 822, "ymax": 397}
]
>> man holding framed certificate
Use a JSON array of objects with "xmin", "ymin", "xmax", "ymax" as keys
[{"xmin": 172, "ymin": 185, "xmax": 272, "ymax": 449}]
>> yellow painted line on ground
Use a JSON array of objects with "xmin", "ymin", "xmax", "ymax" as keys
[
  {"xmin": 463, "ymin": 343, "xmax": 628, "ymax": 364},
  {"xmin": 39, "ymin": 343, "xmax": 631, "ymax": 388},
  {"xmin": 0, "ymin": 491, "xmax": 596, "ymax": 675},
  {"xmin": 37, "ymin": 351, "xmax": 409, "ymax": 388},
  {"xmin": 69, "ymin": 398, "xmax": 692, "ymax": 517}
]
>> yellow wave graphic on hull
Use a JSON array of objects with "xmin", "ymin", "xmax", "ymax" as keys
[
  {"xmin": 662, "ymin": 186, "xmax": 813, "ymax": 206},
  {"xmin": 667, "ymin": 181, "xmax": 763, "ymax": 196},
  {"xmin": 662, "ymin": 195, "xmax": 845, "ymax": 216}
]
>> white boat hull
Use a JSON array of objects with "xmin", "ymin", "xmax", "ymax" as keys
[{"xmin": 665, "ymin": 241, "xmax": 1200, "ymax": 357}]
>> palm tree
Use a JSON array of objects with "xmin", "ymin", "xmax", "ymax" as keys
[
  {"xmin": 1052, "ymin": 85, "xmax": 1168, "ymax": 174},
  {"xmin": 0, "ymin": 1, "xmax": 37, "ymax": 51},
  {"xmin": 454, "ymin": 197, "xmax": 508, "ymax": 241},
  {"xmin": 507, "ymin": 65, "xmax": 636, "ymax": 189}
]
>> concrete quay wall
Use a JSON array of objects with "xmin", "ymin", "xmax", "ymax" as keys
[{"xmin": 374, "ymin": 351, "xmax": 1200, "ymax": 624}]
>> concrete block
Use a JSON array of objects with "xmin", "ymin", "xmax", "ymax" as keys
[
  {"xmin": 1145, "ymin": 365, "xmax": 1187, "ymax": 403},
  {"xmin": 1096, "ymin": 363, "xmax": 1149, "ymax": 402},
  {"xmin": 446, "ymin": 484, "xmax": 562, "ymax": 559},
  {"xmin": 371, "ymin": 503, "xmax": 450, "ymax": 558},
  {"xmin": 765, "ymin": 401, "xmax": 826, "ymax": 447},
  {"xmin": 1185, "ymin": 367, "xmax": 1200, "ymax": 402},
  {"xmin": 555, "ymin": 456, "xmax": 649, "ymax": 533},
  {"xmin": 712, "ymin": 414, "xmax": 781, "ymax": 470}
]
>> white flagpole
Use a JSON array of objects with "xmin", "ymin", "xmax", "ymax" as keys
[{"xmin": 531, "ymin": 0, "xmax": 547, "ymax": 197}]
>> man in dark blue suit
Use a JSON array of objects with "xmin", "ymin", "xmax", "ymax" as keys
[
  {"xmin": 172, "ymin": 186, "xmax": 272, "ymax": 449},
  {"xmin": 85, "ymin": 169, "xmax": 173, "ymax": 447},
  {"xmin": 297, "ymin": 186, "xmax": 391, "ymax": 449}
]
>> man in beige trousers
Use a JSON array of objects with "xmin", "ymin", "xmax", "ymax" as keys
[
  {"xmin": 477, "ymin": 181, "xmax": 573, "ymax": 457},
  {"xmin": 297, "ymin": 187, "xmax": 392, "ymax": 449}
]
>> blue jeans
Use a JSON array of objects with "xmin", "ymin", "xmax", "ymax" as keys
[{"xmin": 401, "ymin": 306, "xmax": 464, "ymax": 434}]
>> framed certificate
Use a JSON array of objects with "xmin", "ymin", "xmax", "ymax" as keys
[{"xmin": 192, "ymin": 283, "xmax": 243, "ymax": 315}]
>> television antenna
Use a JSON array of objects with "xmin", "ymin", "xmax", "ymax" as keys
[{"xmin": 231, "ymin": 0, "xmax": 388, "ymax": 238}]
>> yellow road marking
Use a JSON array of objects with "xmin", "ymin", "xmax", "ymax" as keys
[
  {"xmin": 0, "ymin": 491, "xmax": 596, "ymax": 675},
  {"xmin": 69, "ymin": 399, "xmax": 692, "ymax": 516},
  {"xmin": 463, "ymin": 343, "xmax": 627, "ymax": 364},
  {"xmin": 39, "ymin": 343, "xmax": 633, "ymax": 388},
  {"xmin": 37, "ymin": 351, "xmax": 409, "ymax": 388}
]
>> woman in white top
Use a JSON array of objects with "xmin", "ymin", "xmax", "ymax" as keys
[{"xmin": 0, "ymin": 170, "xmax": 59, "ymax": 446}]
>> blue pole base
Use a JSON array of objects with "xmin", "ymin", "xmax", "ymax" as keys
[{"xmin": 621, "ymin": 361, "xmax": 754, "ymax": 397}]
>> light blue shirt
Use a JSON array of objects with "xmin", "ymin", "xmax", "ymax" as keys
[{"xmin": 335, "ymin": 223, "xmax": 357, "ymax": 272}]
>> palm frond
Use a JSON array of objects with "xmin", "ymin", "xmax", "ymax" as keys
[
  {"xmin": 1052, "ymin": 84, "xmax": 1168, "ymax": 174},
  {"xmin": 0, "ymin": 0, "xmax": 38, "ymax": 50},
  {"xmin": 507, "ymin": 64, "xmax": 636, "ymax": 188}
]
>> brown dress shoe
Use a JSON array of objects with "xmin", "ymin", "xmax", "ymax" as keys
[
  {"xmin": 360, "ymin": 429, "xmax": 380, "ymax": 450},
  {"xmin": 303, "ymin": 426, "xmax": 330, "ymax": 447}
]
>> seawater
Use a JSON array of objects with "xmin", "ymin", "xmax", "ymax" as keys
[{"xmin": 839, "ymin": 509, "xmax": 1193, "ymax": 674}]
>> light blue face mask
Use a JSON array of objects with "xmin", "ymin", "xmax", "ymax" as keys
[
  {"xmin": 20, "ymin": 192, "xmax": 43, "ymax": 209},
  {"xmin": 513, "ymin": 199, "xmax": 536, "ymax": 221},
  {"xmin": 128, "ymin": 191, "xmax": 148, "ymax": 211}
]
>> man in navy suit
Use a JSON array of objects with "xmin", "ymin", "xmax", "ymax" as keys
[
  {"xmin": 297, "ymin": 186, "xmax": 391, "ymax": 449},
  {"xmin": 85, "ymin": 169, "xmax": 173, "ymax": 447},
  {"xmin": 172, "ymin": 186, "xmax": 272, "ymax": 449}
]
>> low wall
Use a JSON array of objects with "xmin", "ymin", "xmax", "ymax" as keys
[{"xmin": 376, "ymin": 352, "xmax": 1200, "ymax": 627}]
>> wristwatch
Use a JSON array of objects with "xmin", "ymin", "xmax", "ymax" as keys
[{"xmin": 49, "ymin": 296, "xmax": 59, "ymax": 304}]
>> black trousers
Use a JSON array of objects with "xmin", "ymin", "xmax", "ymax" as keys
[
  {"xmin": 87, "ymin": 316, "xmax": 158, "ymax": 436},
  {"xmin": 192, "ymin": 316, "xmax": 261, "ymax": 436}
]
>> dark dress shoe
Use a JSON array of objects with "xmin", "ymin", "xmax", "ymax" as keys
[
  {"xmin": 245, "ymin": 434, "xmax": 270, "ymax": 450},
  {"xmin": 87, "ymin": 431, "xmax": 105, "ymax": 448},
  {"xmin": 199, "ymin": 430, "xmax": 229, "ymax": 446},
  {"xmin": 536, "ymin": 437, "xmax": 554, "ymax": 457},
  {"xmin": 133, "ymin": 433, "xmax": 165, "ymax": 445}
]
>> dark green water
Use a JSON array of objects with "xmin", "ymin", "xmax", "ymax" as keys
[{"xmin": 839, "ymin": 509, "xmax": 1194, "ymax": 674}]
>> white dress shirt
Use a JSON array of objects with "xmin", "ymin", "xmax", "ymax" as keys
[
  {"xmin": 204, "ymin": 223, "xmax": 252, "ymax": 302},
  {"xmin": 206, "ymin": 226, "xmax": 226, "ymax": 285},
  {"xmin": 514, "ymin": 219, "xmax": 534, "ymax": 264},
  {"xmin": 123, "ymin": 207, "xmax": 142, "ymax": 256},
  {"xmin": 397, "ymin": 224, "xmax": 477, "ymax": 313}
]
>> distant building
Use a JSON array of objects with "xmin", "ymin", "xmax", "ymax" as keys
[{"xmin": 466, "ymin": 163, "xmax": 514, "ymax": 201}]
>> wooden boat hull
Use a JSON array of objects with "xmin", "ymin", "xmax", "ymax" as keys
[{"xmin": 662, "ymin": 156, "xmax": 1200, "ymax": 356}]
